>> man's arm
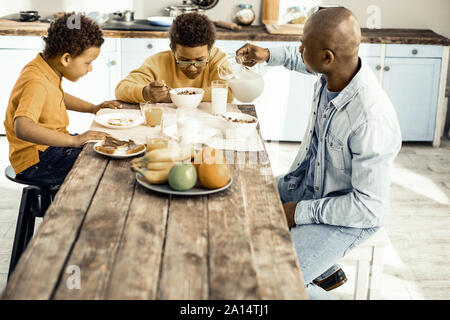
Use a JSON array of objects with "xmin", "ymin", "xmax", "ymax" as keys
[
  {"xmin": 267, "ymin": 46, "xmax": 315, "ymax": 75},
  {"xmin": 292, "ymin": 119, "xmax": 401, "ymax": 228}
]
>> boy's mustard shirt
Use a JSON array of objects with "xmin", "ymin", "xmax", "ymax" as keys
[
  {"xmin": 115, "ymin": 46, "xmax": 234, "ymax": 103},
  {"xmin": 4, "ymin": 53, "xmax": 70, "ymax": 174}
]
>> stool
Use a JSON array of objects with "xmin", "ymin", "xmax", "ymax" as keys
[
  {"xmin": 4, "ymin": 165, "xmax": 59, "ymax": 278},
  {"xmin": 339, "ymin": 227, "xmax": 390, "ymax": 300}
]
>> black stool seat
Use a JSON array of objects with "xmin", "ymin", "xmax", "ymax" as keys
[
  {"xmin": 4, "ymin": 165, "xmax": 59, "ymax": 279},
  {"xmin": 5, "ymin": 165, "xmax": 55, "ymax": 188}
]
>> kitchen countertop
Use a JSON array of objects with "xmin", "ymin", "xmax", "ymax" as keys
[{"xmin": 0, "ymin": 19, "xmax": 449, "ymax": 45}]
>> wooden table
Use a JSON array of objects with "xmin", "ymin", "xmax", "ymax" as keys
[{"xmin": 2, "ymin": 105, "xmax": 308, "ymax": 300}]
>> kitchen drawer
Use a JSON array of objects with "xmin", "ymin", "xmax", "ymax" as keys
[
  {"xmin": 0, "ymin": 35, "xmax": 43, "ymax": 50},
  {"xmin": 121, "ymin": 38, "xmax": 170, "ymax": 53},
  {"xmin": 359, "ymin": 43, "xmax": 381, "ymax": 57},
  {"xmin": 385, "ymin": 44, "xmax": 443, "ymax": 58}
]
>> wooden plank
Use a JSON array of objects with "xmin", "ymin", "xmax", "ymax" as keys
[
  {"xmin": 238, "ymin": 151, "xmax": 309, "ymax": 299},
  {"xmin": 2, "ymin": 145, "xmax": 109, "ymax": 299},
  {"xmin": 105, "ymin": 183, "xmax": 169, "ymax": 299},
  {"xmin": 51, "ymin": 157, "xmax": 136, "ymax": 299},
  {"xmin": 207, "ymin": 164, "xmax": 260, "ymax": 299},
  {"xmin": 157, "ymin": 195, "xmax": 209, "ymax": 299}
]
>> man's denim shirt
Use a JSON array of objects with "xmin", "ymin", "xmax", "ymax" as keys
[{"xmin": 268, "ymin": 46, "xmax": 402, "ymax": 228}]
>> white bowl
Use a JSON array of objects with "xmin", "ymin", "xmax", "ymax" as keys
[
  {"xmin": 147, "ymin": 16, "xmax": 173, "ymax": 27},
  {"xmin": 219, "ymin": 112, "xmax": 258, "ymax": 139},
  {"xmin": 169, "ymin": 87, "xmax": 204, "ymax": 108}
]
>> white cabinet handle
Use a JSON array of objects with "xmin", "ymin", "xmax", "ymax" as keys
[
  {"xmin": 384, "ymin": 66, "xmax": 390, "ymax": 71},
  {"xmin": 376, "ymin": 65, "xmax": 381, "ymax": 70},
  {"xmin": 147, "ymin": 43, "xmax": 153, "ymax": 49},
  {"xmin": 107, "ymin": 60, "xmax": 117, "ymax": 67},
  {"xmin": 412, "ymin": 49, "xmax": 418, "ymax": 55}
]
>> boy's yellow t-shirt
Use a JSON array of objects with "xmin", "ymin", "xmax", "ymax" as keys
[
  {"xmin": 115, "ymin": 46, "xmax": 234, "ymax": 103},
  {"xmin": 4, "ymin": 53, "xmax": 69, "ymax": 174}
]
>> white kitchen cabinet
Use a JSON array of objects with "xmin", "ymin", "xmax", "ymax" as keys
[
  {"xmin": 62, "ymin": 38, "xmax": 121, "ymax": 134},
  {"xmin": 0, "ymin": 36, "xmax": 44, "ymax": 134},
  {"xmin": 121, "ymin": 38, "xmax": 170, "ymax": 78},
  {"xmin": 377, "ymin": 44, "xmax": 447, "ymax": 145}
]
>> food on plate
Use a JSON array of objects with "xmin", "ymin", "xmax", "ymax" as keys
[
  {"xmin": 95, "ymin": 136, "xmax": 145, "ymax": 155},
  {"xmin": 168, "ymin": 163, "xmax": 198, "ymax": 191},
  {"xmin": 106, "ymin": 117, "xmax": 134, "ymax": 127},
  {"xmin": 221, "ymin": 114, "xmax": 257, "ymax": 124},
  {"xmin": 131, "ymin": 144, "xmax": 195, "ymax": 185},
  {"xmin": 194, "ymin": 147, "xmax": 230, "ymax": 189},
  {"xmin": 145, "ymin": 144, "xmax": 195, "ymax": 162},
  {"xmin": 146, "ymin": 161, "xmax": 176, "ymax": 171},
  {"xmin": 134, "ymin": 167, "xmax": 171, "ymax": 184}
]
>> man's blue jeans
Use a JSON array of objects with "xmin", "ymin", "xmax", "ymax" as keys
[
  {"xmin": 276, "ymin": 175, "xmax": 379, "ymax": 299},
  {"xmin": 17, "ymin": 146, "xmax": 82, "ymax": 186}
]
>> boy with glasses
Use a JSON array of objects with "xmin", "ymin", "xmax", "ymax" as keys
[{"xmin": 115, "ymin": 13, "xmax": 233, "ymax": 104}]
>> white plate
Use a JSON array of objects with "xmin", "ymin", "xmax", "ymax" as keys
[
  {"xmin": 93, "ymin": 141, "xmax": 146, "ymax": 159},
  {"xmin": 136, "ymin": 173, "xmax": 232, "ymax": 196},
  {"xmin": 147, "ymin": 16, "xmax": 173, "ymax": 26},
  {"xmin": 94, "ymin": 112, "xmax": 144, "ymax": 129},
  {"xmin": 163, "ymin": 125, "xmax": 218, "ymax": 143}
]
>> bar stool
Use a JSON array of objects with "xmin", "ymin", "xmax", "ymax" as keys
[
  {"xmin": 4, "ymin": 165, "xmax": 59, "ymax": 278},
  {"xmin": 339, "ymin": 227, "xmax": 390, "ymax": 300}
]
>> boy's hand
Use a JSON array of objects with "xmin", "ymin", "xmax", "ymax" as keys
[
  {"xmin": 282, "ymin": 202, "xmax": 297, "ymax": 228},
  {"xmin": 92, "ymin": 100, "xmax": 122, "ymax": 114},
  {"xmin": 143, "ymin": 80, "xmax": 171, "ymax": 103},
  {"xmin": 235, "ymin": 43, "xmax": 270, "ymax": 67},
  {"xmin": 73, "ymin": 130, "xmax": 110, "ymax": 148}
]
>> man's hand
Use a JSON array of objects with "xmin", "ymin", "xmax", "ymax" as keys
[
  {"xmin": 282, "ymin": 202, "xmax": 297, "ymax": 228},
  {"xmin": 143, "ymin": 80, "xmax": 171, "ymax": 103},
  {"xmin": 235, "ymin": 43, "xmax": 270, "ymax": 67},
  {"xmin": 92, "ymin": 100, "xmax": 122, "ymax": 114},
  {"xmin": 72, "ymin": 130, "xmax": 110, "ymax": 148}
]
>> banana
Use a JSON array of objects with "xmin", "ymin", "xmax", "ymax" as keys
[
  {"xmin": 135, "ymin": 167, "xmax": 170, "ymax": 184},
  {"xmin": 145, "ymin": 145, "xmax": 194, "ymax": 163},
  {"xmin": 146, "ymin": 161, "xmax": 175, "ymax": 171}
]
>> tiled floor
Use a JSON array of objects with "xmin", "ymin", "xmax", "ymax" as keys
[{"xmin": 0, "ymin": 135, "xmax": 449, "ymax": 299}]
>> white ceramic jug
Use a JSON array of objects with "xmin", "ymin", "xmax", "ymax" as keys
[{"xmin": 217, "ymin": 56, "xmax": 264, "ymax": 103}]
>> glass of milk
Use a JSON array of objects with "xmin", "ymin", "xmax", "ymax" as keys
[{"xmin": 211, "ymin": 80, "xmax": 228, "ymax": 115}]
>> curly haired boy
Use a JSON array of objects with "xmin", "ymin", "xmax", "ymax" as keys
[
  {"xmin": 115, "ymin": 12, "xmax": 233, "ymax": 103},
  {"xmin": 4, "ymin": 13, "xmax": 119, "ymax": 185}
]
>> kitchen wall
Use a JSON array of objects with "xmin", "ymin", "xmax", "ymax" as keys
[
  {"xmin": 1, "ymin": 0, "xmax": 449, "ymax": 38},
  {"xmin": 0, "ymin": 0, "xmax": 262, "ymax": 24}
]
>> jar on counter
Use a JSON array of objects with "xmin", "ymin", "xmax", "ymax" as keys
[
  {"xmin": 282, "ymin": 6, "xmax": 308, "ymax": 24},
  {"xmin": 235, "ymin": 4, "xmax": 255, "ymax": 26}
]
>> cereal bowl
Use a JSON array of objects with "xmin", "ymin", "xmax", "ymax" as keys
[
  {"xmin": 218, "ymin": 112, "xmax": 258, "ymax": 139},
  {"xmin": 169, "ymin": 87, "xmax": 204, "ymax": 108}
]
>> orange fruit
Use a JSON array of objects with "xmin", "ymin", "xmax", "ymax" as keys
[{"xmin": 195, "ymin": 147, "xmax": 230, "ymax": 189}]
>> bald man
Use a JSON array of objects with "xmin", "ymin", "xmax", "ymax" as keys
[{"xmin": 237, "ymin": 8, "xmax": 401, "ymax": 299}]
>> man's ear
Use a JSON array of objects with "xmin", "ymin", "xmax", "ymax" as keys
[
  {"xmin": 60, "ymin": 53, "xmax": 71, "ymax": 67},
  {"xmin": 170, "ymin": 43, "xmax": 176, "ymax": 53},
  {"xmin": 322, "ymin": 49, "xmax": 335, "ymax": 66}
]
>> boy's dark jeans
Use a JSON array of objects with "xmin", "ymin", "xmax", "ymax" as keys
[{"xmin": 17, "ymin": 146, "xmax": 82, "ymax": 186}]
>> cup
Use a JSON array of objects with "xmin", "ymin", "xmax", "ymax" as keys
[
  {"xmin": 146, "ymin": 132, "xmax": 170, "ymax": 152},
  {"xmin": 211, "ymin": 80, "xmax": 228, "ymax": 115},
  {"xmin": 176, "ymin": 107, "xmax": 200, "ymax": 145},
  {"xmin": 142, "ymin": 103, "xmax": 163, "ymax": 127}
]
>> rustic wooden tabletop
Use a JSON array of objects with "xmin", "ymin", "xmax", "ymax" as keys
[{"xmin": 2, "ymin": 104, "xmax": 308, "ymax": 300}]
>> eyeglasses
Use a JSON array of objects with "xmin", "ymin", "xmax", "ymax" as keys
[{"xmin": 175, "ymin": 52, "xmax": 211, "ymax": 68}]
